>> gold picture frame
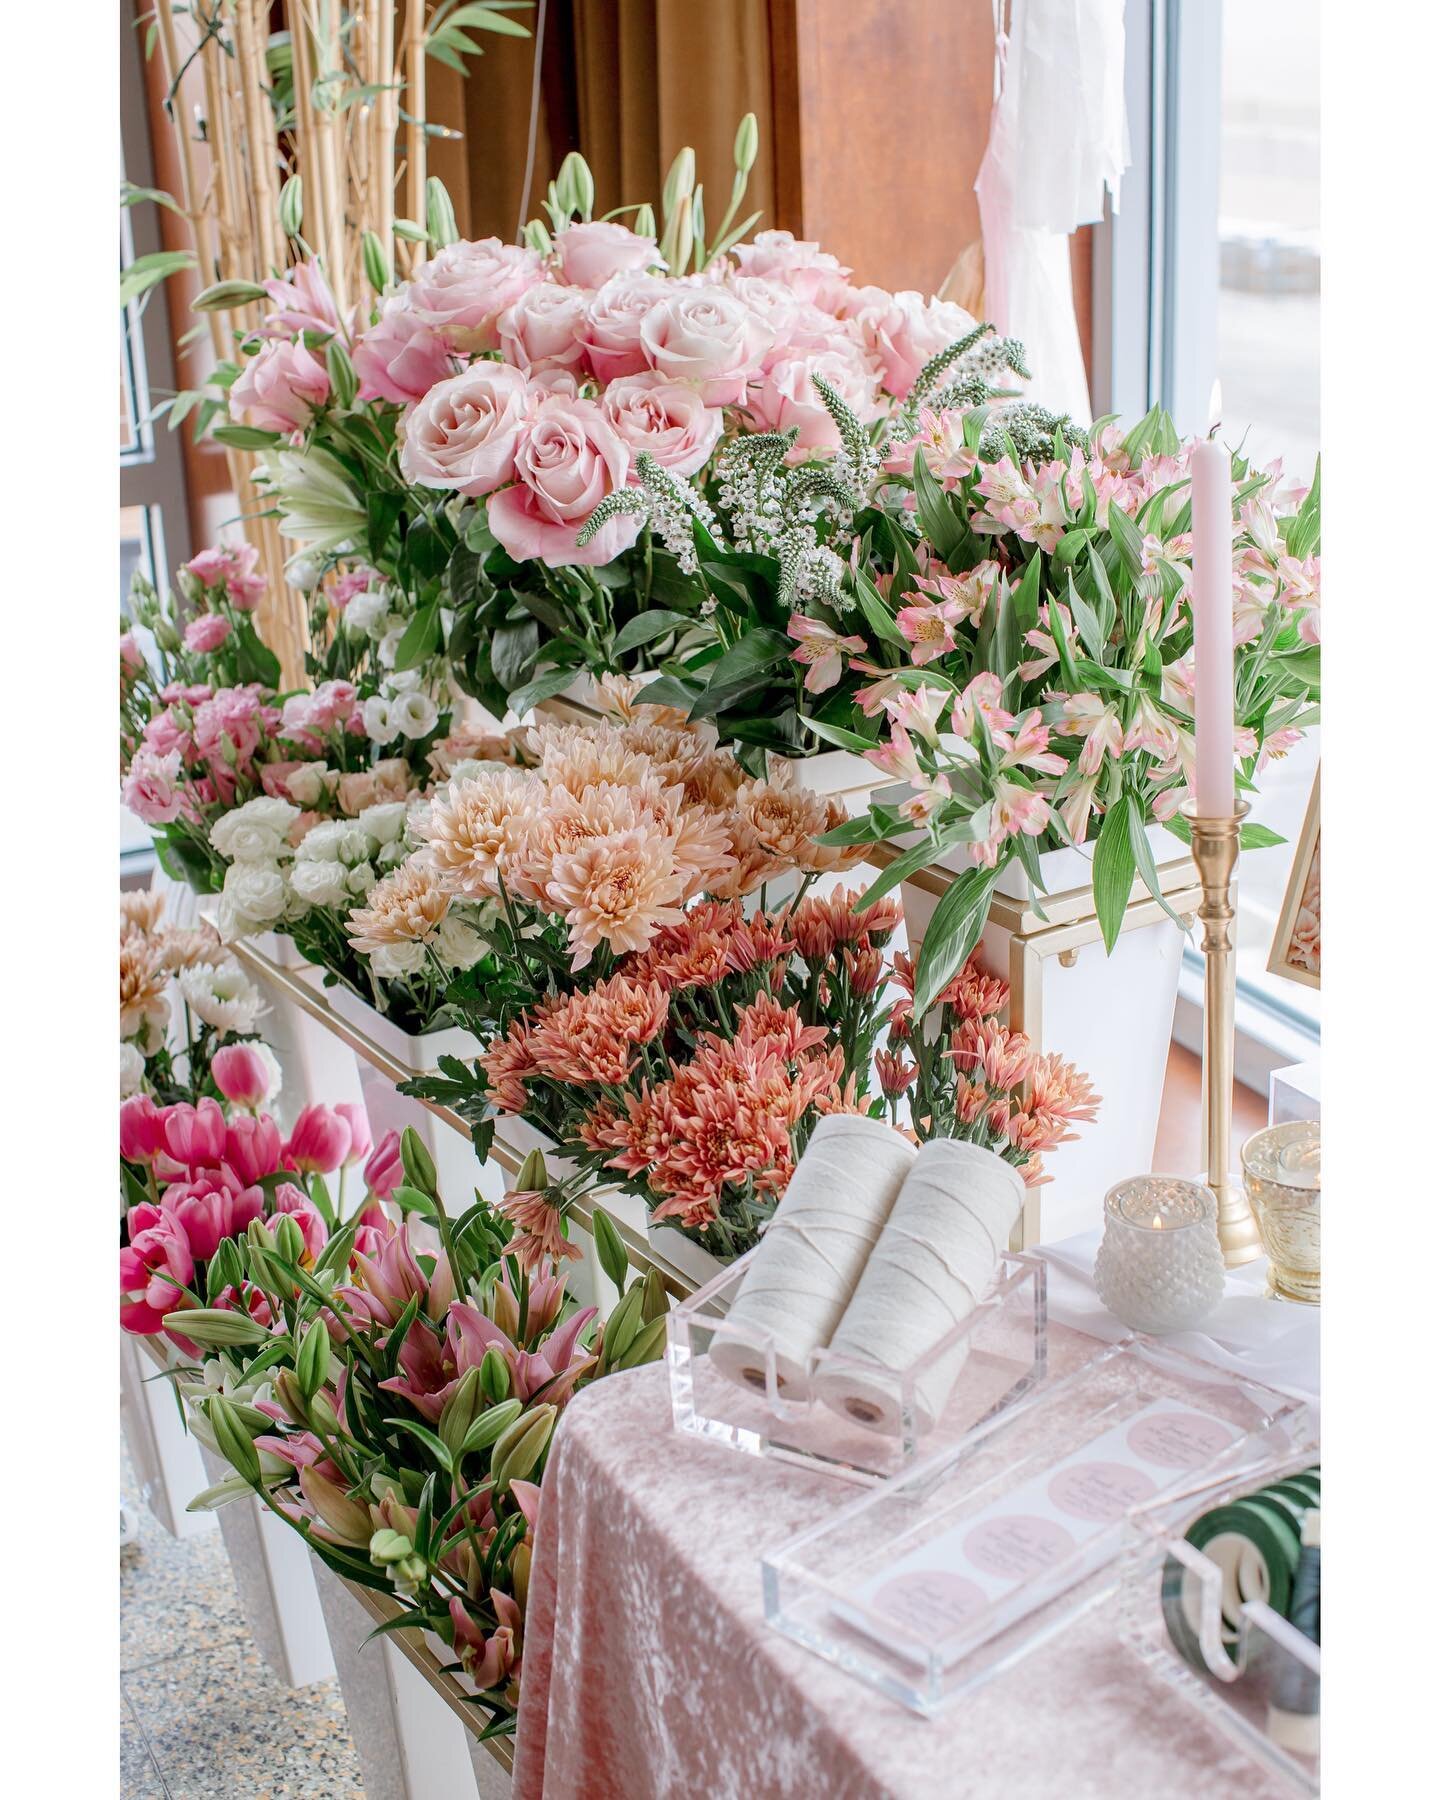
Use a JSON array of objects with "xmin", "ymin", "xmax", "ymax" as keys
[{"xmin": 1267, "ymin": 768, "xmax": 1320, "ymax": 989}]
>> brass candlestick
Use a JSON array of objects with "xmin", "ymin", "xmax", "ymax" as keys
[{"xmin": 1183, "ymin": 800, "xmax": 1262, "ymax": 1267}]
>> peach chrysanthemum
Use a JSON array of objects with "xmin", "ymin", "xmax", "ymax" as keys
[
  {"xmin": 120, "ymin": 937, "xmax": 170, "ymax": 1043},
  {"xmin": 155, "ymin": 924, "xmax": 228, "ymax": 973},
  {"xmin": 546, "ymin": 828, "xmax": 688, "ymax": 968},
  {"xmin": 497, "ymin": 1189, "xmax": 583, "ymax": 1273},
  {"xmin": 734, "ymin": 766, "xmax": 868, "ymax": 876},
  {"xmin": 528, "ymin": 722, "xmax": 651, "ymax": 796},
  {"xmin": 420, "ymin": 769, "xmax": 535, "ymax": 899},
  {"xmin": 347, "ymin": 858, "xmax": 452, "ymax": 953},
  {"xmin": 120, "ymin": 891, "xmax": 168, "ymax": 939},
  {"xmin": 528, "ymin": 975, "xmax": 670, "ymax": 1086},
  {"xmin": 479, "ymin": 1018, "xmax": 540, "ymax": 1113}
]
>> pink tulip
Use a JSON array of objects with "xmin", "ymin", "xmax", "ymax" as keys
[
  {"xmin": 285, "ymin": 1104, "xmax": 351, "ymax": 1174},
  {"xmin": 167, "ymin": 1171, "xmax": 265, "ymax": 1261},
  {"xmin": 211, "ymin": 1044, "xmax": 272, "ymax": 1110},
  {"xmin": 363, "ymin": 1129, "xmax": 403, "ymax": 1199},
  {"xmin": 224, "ymin": 1114, "xmax": 284, "ymax": 1185},
  {"xmin": 120, "ymin": 1095, "xmax": 169, "ymax": 1165},
  {"xmin": 270, "ymin": 1183, "xmax": 329, "ymax": 1261},
  {"xmin": 162, "ymin": 1098, "xmax": 228, "ymax": 1169},
  {"xmin": 335, "ymin": 1102, "xmax": 373, "ymax": 1167}
]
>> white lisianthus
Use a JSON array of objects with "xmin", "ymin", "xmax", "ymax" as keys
[
  {"xmin": 393, "ymin": 691, "xmax": 440, "ymax": 740},
  {"xmin": 344, "ymin": 585, "xmax": 391, "ymax": 638},
  {"xmin": 434, "ymin": 914, "xmax": 484, "ymax": 971},
  {"xmin": 178, "ymin": 960, "xmax": 268, "ymax": 1033},
  {"xmin": 378, "ymin": 627, "xmax": 405, "ymax": 670},
  {"xmin": 363, "ymin": 695, "xmax": 395, "ymax": 742},
  {"xmin": 119, "ymin": 1041, "xmax": 145, "ymax": 1099},
  {"xmin": 219, "ymin": 861, "xmax": 288, "ymax": 931},
  {"xmin": 345, "ymin": 860, "xmax": 378, "ymax": 896},
  {"xmin": 286, "ymin": 553, "xmax": 322, "ymax": 591},
  {"xmin": 359, "ymin": 801, "xmax": 408, "ymax": 845},
  {"xmin": 210, "ymin": 796, "xmax": 300, "ymax": 865},
  {"xmin": 370, "ymin": 940, "xmax": 427, "ymax": 978},
  {"xmin": 290, "ymin": 858, "xmax": 351, "ymax": 909}
]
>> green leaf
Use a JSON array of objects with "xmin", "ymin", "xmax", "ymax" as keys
[
  {"xmin": 442, "ymin": 4, "xmax": 534, "ymax": 37},
  {"xmin": 119, "ymin": 250, "xmax": 196, "ymax": 308},
  {"xmin": 852, "ymin": 566, "xmax": 908, "ymax": 648},
  {"xmin": 800, "ymin": 715, "xmax": 876, "ymax": 754},
  {"xmin": 702, "ymin": 627, "xmax": 792, "ymax": 690},
  {"xmin": 855, "ymin": 818, "xmax": 980, "ymax": 911},
  {"xmin": 590, "ymin": 1206, "xmax": 629, "ymax": 1293},
  {"xmin": 1125, "ymin": 793, "xmax": 1183, "ymax": 925},
  {"xmin": 912, "ymin": 450, "xmax": 965, "ymax": 561},
  {"xmin": 1107, "ymin": 499, "xmax": 1146, "ymax": 583},
  {"xmin": 912, "ymin": 863, "xmax": 1003, "ymax": 1016},
  {"xmin": 192, "ymin": 279, "xmax": 271, "ymax": 311},
  {"xmin": 383, "ymin": 1417, "xmax": 455, "ymax": 1474},
  {"xmin": 390, "ymin": 1183, "xmax": 439, "ymax": 1220},
  {"xmin": 212, "ymin": 424, "xmax": 284, "ymax": 450},
  {"xmin": 121, "ymin": 182, "xmax": 183, "ymax": 215},
  {"xmin": 507, "ymin": 665, "xmax": 582, "ymax": 717},
  {"xmin": 611, "ymin": 610, "xmax": 692, "ymax": 655},
  {"xmin": 393, "ymin": 601, "xmax": 441, "ymax": 672},
  {"xmin": 490, "ymin": 616, "xmax": 539, "ymax": 690},
  {"xmin": 1067, "ymin": 571, "xmax": 1107, "ymax": 664},
  {"xmin": 1092, "ymin": 800, "xmax": 1137, "ymax": 952}
]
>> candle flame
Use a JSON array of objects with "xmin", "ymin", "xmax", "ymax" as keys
[{"xmin": 1152, "ymin": 1214, "xmax": 1163, "ymax": 1230}]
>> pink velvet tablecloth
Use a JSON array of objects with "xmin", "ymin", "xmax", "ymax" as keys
[{"xmin": 512, "ymin": 1350, "xmax": 1295, "ymax": 1800}]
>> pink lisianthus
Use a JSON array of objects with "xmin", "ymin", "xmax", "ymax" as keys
[
  {"xmin": 119, "ymin": 632, "xmax": 145, "ymax": 681},
  {"xmin": 557, "ymin": 219, "xmax": 661, "ymax": 288},
  {"xmin": 406, "ymin": 238, "xmax": 546, "ymax": 354},
  {"xmin": 786, "ymin": 615, "xmax": 867, "ymax": 694},
  {"xmin": 184, "ymin": 614, "xmax": 232, "ymax": 654},
  {"xmin": 230, "ymin": 339, "xmax": 331, "ymax": 436},
  {"xmin": 352, "ymin": 297, "xmax": 456, "ymax": 404},
  {"xmin": 122, "ymin": 748, "xmax": 184, "ymax": 824},
  {"xmin": 285, "ymin": 1104, "xmax": 352, "ymax": 1175},
  {"xmin": 487, "ymin": 396, "xmax": 641, "ymax": 568},
  {"xmin": 398, "ymin": 362, "xmax": 531, "ymax": 497},
  {"xmin": 184, "ymin": 542, "xmax": 266, "ymax": 611},
  {"xmin": 211, "ymin": 1043, "xmax": 273, "ymax": 1110},
  {"xmin": 599, "ymin": 371, "xmax": 722, "ymax": 476}
]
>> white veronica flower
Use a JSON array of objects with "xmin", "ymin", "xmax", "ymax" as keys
[{"xmin": 178, "ymin": 960, "xmax": 267, "ymax": 1033}]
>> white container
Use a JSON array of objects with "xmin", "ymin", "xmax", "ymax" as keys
[
  {"xmin": 890, "ymin": 807, "xmax": 1190, "ymax": 1247},
  {"xmin": 199, "ymin": 1444, "xmax": 335, "ymax": 1687},
  {"xmin": 1269, "ymin": 1061, "xmax": 1320, "ymax": 1126},
  {"xmin": 118, "ymin": 1332, "xmax": 217, "ymax": 1541},
  {"xmin": 311, "ymin": 1560, "xmax": 506, "ymax": 1800},
  {"xmin": 645, "ymin": 1218, "xmax": 730, "ymax": 1289},
  {"xmin": 306, "ymin": 977, "xmax": 504, "ymax": 1207}
]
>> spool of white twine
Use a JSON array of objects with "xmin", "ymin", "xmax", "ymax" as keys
[
  {"xmin": 813, "ymin": 1138, "xmax": 1025, "ymax": 1434},
  {"xmin": 708, "ymin": 1113, "xmax": 917, "ymax": 1403}
]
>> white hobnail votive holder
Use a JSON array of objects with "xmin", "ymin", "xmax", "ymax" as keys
[{"xmin": 1093, "ymin": 1175, "xmax": 1226, "ymax": 1334}]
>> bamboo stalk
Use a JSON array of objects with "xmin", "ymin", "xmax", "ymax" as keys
[
  {"xmin": 152, "ymin": 0, "xmax": 228, "ymax": 363},
  {"xmin": 403, "ymin": 0, "xmax": 427, "ymax": 270},
  {"xmin": 231, "ymin": 0, "xmax": 283, "ymax": 276},
  {"xmin": 288, "ymin": 0, "xmax": 325, "ymax": 275},
  {"xmin": 373, "ymin": 0, "xmax": 398, "ymax": 271},
  {"xmin": 306, "ymin": 1, "xmax": 349, "ymax": 313}
]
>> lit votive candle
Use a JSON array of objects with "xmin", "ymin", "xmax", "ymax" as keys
[{"xmin": 1094, "ymin": 1177, "xmax": 1227, "ymax": 1334}]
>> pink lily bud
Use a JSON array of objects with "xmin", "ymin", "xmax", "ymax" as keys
[
  {"xmin": 362, "ymin": 1129, "xmax": 403, "ymax": 1199},
  {"xmin": 120, "ymin": 1095, "xmax": 168, "ymax": 1164},
  {"xmin": 211, "ymin": 1043, "xmax": 272, "ymax": 1110},
  {"xmin": 285, "ymin": 1104, "xmax": 351, "ymax": 1175},
  {"xmin": 335, "ymin": 1101, "xmax": 373, "ymax": 1166},
  {"xmin": 162, "ymin": 1097, "xmax": 228, "ymax": 1169}
]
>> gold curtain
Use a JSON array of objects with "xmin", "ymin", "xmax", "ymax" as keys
[{"xmin": 425, "ymin": 0, "xmax": 780, "ymax": 244}]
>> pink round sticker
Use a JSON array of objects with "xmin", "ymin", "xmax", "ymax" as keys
[
  {"xmin": 1047, "ymin": 1460, "xmax": 1159, "ymax": 1523},
  {"xmin": 1125, "ymin": 1411, "xmax": 1237, "ymax": 1469},
  {"xmin": 872, "ymin": 1571, "xmax": 987, "ymax": 1638},
  {"xmin": 963, "ymin": 1514, "xmax": 1076, "ymax": 1581}
]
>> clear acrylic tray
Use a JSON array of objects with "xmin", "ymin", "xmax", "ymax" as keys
[
  {"xmin": 668, "ymin": 1249, "xmax": 1048, "ymax": 1483},
  {"xmin": 760, "ymin": 1338, "xmax": 1315, "ymax": 1715},
  {"xmin": 1118, "ymin": 1454, "xmax": 1321, "ymax": 1795}
]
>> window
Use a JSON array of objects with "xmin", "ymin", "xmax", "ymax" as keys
[{"xmin": 1095, "ymin": 0, "xmax": 1321, "ymax": 1049}]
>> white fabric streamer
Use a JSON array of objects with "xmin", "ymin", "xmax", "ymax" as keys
[
  {"xmin": 708, "ymin": 1115, "xmax": 916, "ymax": 1403},
  {"xmin": 814, "ymin": 1139, "xmax": 1025, "ymax": 1434}
]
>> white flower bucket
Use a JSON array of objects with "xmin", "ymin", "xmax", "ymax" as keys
[
  {"xmin": 311, "ymin": 980, "xmax": 504, "ymax": 1207},
  {"xmin": 644, "ymin": 1218, "xmax": 730, "ymax": 1288},
  {"xmin": 311, "ymin": 1560, "xmax": 502, "ymax": 1800},
  {"xmin": 889, "ymin": 805, "xmax": 1194, "ymax": 1246},
  {"xmin": 198, "ymin": 1444, "xmax": 335, "ymax": 1687},
  {"xmin": 119, "ymin": 1333, "xmax": 216, "ymax": 1541},
  {"xmin": 228, "ymin": 935, "xmax": 367, "ymax": 1134}
]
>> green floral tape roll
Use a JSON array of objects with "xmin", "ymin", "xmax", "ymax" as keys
[{"xmin": 1186, "ymin": 1499, "xmax": 1301, "ymax": 1630}]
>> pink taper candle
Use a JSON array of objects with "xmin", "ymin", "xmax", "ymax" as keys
[{"xmin": 1189, "ymin": 433, "xmax": 1235, "ymax": 817}]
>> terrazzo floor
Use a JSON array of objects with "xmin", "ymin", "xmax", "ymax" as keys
[{"xmin": 120, "ymin": 1446, "xmax": 366, "ymax": 1798}]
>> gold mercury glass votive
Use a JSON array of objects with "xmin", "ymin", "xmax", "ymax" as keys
[{"xmin": 1241, "ymin": 1120, "xmax": 1321, "ymax": 1305}]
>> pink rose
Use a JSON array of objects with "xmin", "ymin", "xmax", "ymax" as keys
[
  {"xmin": 749, "ymin": 347, "xmax": 883, "ymax": 455},
  {"xmin": 858, "ymin": 290, "xmax": 978, "ymax": 399},
  {"xmin": 406, "ymin": 238, "xmax": 545, "ymax": 353},
  {"xmin": 497, "ymin": 284, "xmax": 589, "ymax": 373},
  {"xmin": 353, "ymin": 298, "xmax": 456, "ymax": 404},
  {"xmin": 260, "ymin": 259, "xmax": 347, "ymax": 340},
  {"xmin": 398, "ymin": 362, "xmax": 532, "ymax": 497},
  {"xmin": 579, "ymin": 274, "xmax": 670, "ymax": 382},
  {"xmin": 487, "ymin": 396, "xmax": 641, "ymax": 568},
  {"xmin": 600, "ymin": 372, "xmax": 723, "ymax": 476},
  {"xmin": 123, "ymin": 749, "xmax": 184, "ymax": 824},
  {"xmin": 731, "ymin": 230, "xmax": 850, "ymax": 304},
  {"xmin": 230, "ymin": 340, "xmax": 331, "ymax": 434},
  {"xmin": 556, "ymin": 220, "xmax": 661, "ymax": 289},
  {"xmin": 183, "ymin": 614, "xmax": 233, "ymax": 654},
  {"xmin": 639, "ymin": 287, "xmax": 773, "ymax": 405}
]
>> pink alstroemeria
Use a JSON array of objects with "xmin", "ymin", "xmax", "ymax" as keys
[
  {"xmin": 849, "ymin": 660, "xmax": 910, "ymax": 719},
  {"xmin": 864, "ymin": 722, "xmax": 926, "ymax": 786},
  {"xmin": 975, "ymin": 777, "xmax": 1050, "ymax": 867},
  {"xmin": 1122, "ymin": 693, "xmax": 1180, "ymax": 761},
  {"xmin": 1056, "ymin": 693, "xmax": 1124, "ymax": 774},
  {"xmin": 952, "ymin": 672, "xmax": 1015, "ymax": 741},
  {"xmin": 882, "ymin": 684, "xmax": 950, "ymax": 745},
  {"xmin": 912, "ymin": 560, "xmax": 1000, "ymax": 629},
  {"xmin": 997, "ymin": 709, "xmax": 1067, "ymax": 776},
  {"xmin": 895, "ymin": 593, "xmax": 965, "ymax": 665},
  {"xmin": 895, "ymin": 775, "xmax": 952, "ymax": 827},
  {"xmin": 1057, "ymin": 773, "xmax": 1101, "ymax": 846},
  {"xmin": 786, "ymin": 615, "xmax": 866, "ymax": 694}
]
